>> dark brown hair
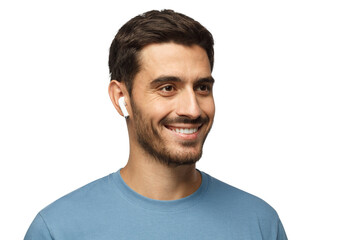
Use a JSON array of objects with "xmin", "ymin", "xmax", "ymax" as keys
[{"xmin": 108, "ymin": 9, "xmax": 214, "ymax": 95}]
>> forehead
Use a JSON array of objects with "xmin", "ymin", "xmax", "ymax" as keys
[{"xmin": 136, "ymin": 43, "xmax": 211, "ymax": 83}]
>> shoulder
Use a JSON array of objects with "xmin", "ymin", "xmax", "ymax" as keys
[
  {"xmin": 25, "ymin": 173, "xmax": 119, "ymax": 239},
  {"xmin": 201, "ymin": 172, "xmax": 287, "ymax": 239},
  {"xmin": 203, "ymin": 172, "xmax": 280, "ymax": 221},
  {"xmin": 40, "ymin": 172, "xmax": 115, "ymax": 218}
]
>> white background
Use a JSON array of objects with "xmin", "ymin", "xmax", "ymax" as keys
[{"xmin": 1, "ymin": 0, "xmax": 359, "ymax": 239}]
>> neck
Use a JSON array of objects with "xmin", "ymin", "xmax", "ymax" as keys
[{"xmin": 120, "ymin": 152, "xmax": 202, "ymax": 201}]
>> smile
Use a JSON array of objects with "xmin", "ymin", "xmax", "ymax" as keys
[
  {"xmin": 165, "ymin": 124, "xmax": 202, "ymax": 137},
  {"xmin": 171, "ymin": 128, "xmax": 199, "ymax": 134}
]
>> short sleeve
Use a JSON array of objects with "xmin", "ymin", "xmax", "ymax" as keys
[
  {"xmin": 277, "ymin": 219, "xmax": 288, "ymax": 240},
  {"xmin": 24, "ymin": 213, "xmax": 53, "ymax": 240}
]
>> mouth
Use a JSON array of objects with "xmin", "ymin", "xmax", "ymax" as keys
[
  {"xmin": 164, "ymin": 124, "xmax": 203, "ymax": 138},
  {"xmin": 169, "ymin": 127, "xmax": 199, "ymax": 134}
]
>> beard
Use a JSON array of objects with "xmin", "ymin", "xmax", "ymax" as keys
[{"xmin": 130, "ymin": 98, "xmax": 211, "ymax": 167}]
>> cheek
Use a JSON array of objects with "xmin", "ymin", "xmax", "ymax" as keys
[
  {"xmin": 142, "ymin": 100, "xmax": 175, "ymax": 125},
  {"xmin": 152, "ymin": 99, "xmax": 175, "ymax": 113},
  {"xmin": 200, "ymin": 98, "xmax": 215, "ymax": 118}
]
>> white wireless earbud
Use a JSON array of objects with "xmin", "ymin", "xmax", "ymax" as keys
[{"xmin": 118, "ymin": 97, "xmax": 129, "ymax": 119}]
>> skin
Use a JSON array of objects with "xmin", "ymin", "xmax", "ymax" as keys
[{"xmin": 109, "ymin": 43, "xmax": 215, "ymax": 200}]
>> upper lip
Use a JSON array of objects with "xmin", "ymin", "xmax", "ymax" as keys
[{"xmin": 165, "ymin": 124, "xmax": 203, "ymax": 129}]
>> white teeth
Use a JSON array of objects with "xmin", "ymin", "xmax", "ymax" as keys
[{"xmin": 173, "ymin": 128, "xmax": 198, "ymax": 134}]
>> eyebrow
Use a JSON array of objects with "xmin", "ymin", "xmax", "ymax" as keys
[
  {"xmin": 150, "ymin": 76, "xmax": 215, "ymax": 87},
  {"xmin": 196, "ymin": 76, "xmax": 215, "ymax": 85},
  {"xmin": 150, "ymin": 76, "xmax": 182, "ymax": 86}
]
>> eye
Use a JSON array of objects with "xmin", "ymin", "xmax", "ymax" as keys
[
  {"xmin": 198, "ymin": 85, "xmax": 209, "ymax": 91},
  {"xmin": 195, "ymin": 84, "xmax": 212, "ymax": 95},
  {"xmin": 161, "ymin": 85, "xmax": 174, "ymax": 92},
  {"xmin": 158, "ymin": 84, "xmax": 177, "ymax": 96}
]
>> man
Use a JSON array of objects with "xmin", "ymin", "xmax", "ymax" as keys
[{"xmin": 25, "ymin": 10, "xmax": 287, "ymax": 240}]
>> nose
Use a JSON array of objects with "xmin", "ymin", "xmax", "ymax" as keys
[{"xmin": 175, "ymin": 88, "xmax": 202, "ymax": 119}]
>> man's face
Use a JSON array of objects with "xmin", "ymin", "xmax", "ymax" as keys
[{"xmin": 129, "ymin": 43, "xmax": 215, "ymax": 166}]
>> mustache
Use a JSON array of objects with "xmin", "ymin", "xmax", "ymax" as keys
[{"xmin": 160, "ymin": 116, "xmax": 209, "ymax": 125}]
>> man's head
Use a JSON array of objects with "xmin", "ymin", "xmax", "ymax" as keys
[
  {"xmin": 108, "ymin": 10, "xmax": 215, "ymax": 167},
  {"xmin": 108, "ymin": 9, "xmax": 214, "ymax": 95}
]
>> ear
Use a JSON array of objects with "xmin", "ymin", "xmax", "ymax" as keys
[{"xmin": 108, "ymin": 80, "xmax": 130, "ymax": 118}]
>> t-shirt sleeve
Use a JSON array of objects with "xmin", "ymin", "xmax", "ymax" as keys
[
  {"xmin": 277, "ymin": 219, "xmax": 288, "ymax": 240},
  {"xmin": 24, "ymin": 213, "xmax": 53, "ymax": 240}
]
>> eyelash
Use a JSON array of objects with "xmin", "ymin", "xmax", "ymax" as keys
[
  {"xmin": 195, "ymin": 84, "xmax": 211, "ymax": 92},
  {"xmin": 158, "ymin": 84, "xmax": 212, "ymax": 96},
  {"xmin": 161, "ymin": 85, "xmax": 175, "ymax": 92}
]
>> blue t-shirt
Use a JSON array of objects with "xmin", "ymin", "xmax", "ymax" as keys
[{"xmin": 25, "ymin": 170, "xmax": 287, "ymax": 240}]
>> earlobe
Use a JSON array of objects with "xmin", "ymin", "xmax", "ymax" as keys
[{"xmin": 108, "ymin": 80, "xmax": 130, "ymax": 118}]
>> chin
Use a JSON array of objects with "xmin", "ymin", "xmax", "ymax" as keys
[{"xmin": 162, "ymin": 147, "xmax": 203, "ymax": 167}]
